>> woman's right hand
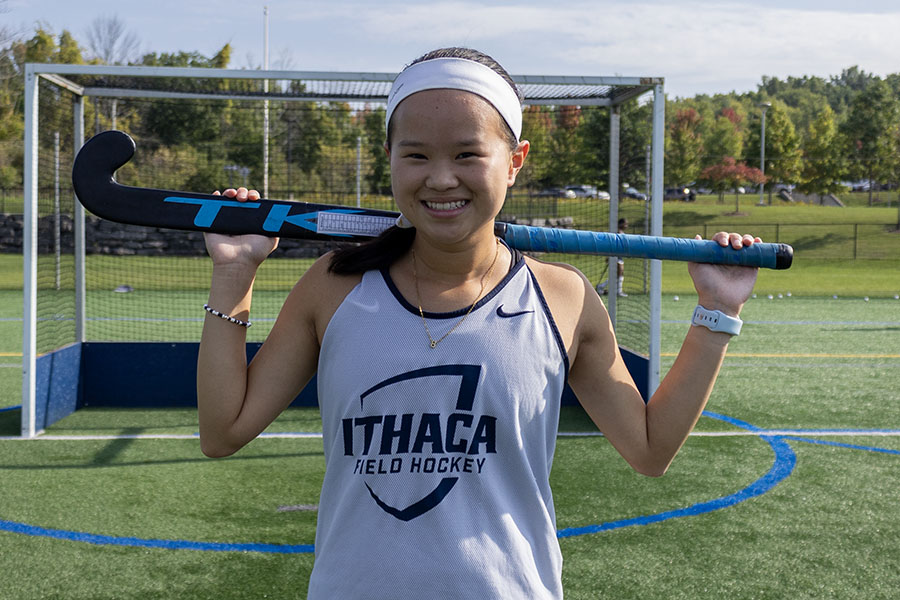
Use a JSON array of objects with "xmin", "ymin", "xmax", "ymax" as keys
[{"xmin": 204, "ymin": 187, "xmax": 279, "ymax": 268}]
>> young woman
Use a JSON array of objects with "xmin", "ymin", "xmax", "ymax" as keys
[{"xmin": 198, "ymin": 47, "xmax": 761, "ymax": 599}]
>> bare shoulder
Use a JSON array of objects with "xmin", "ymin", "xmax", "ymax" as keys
[
  {"xmin": 281, "ymin": 252, "xmax": 363, "ymax": 344},
  {"xmin": 524, "ymin": 255, "xmax": 592, "ymax": 293}
]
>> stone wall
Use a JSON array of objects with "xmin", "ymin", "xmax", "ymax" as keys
[{"xmin": 0, "ymin": 213, "xmax": 331, "ymax": 258}]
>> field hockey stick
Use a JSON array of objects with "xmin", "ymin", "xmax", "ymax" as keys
[{"xmin": 72, "ymin": 131, "xmax": 793, "ymax": 269}]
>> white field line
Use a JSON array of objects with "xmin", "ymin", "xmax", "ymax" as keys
[
  {"xmin": 559, "ymin": 430, "xmax": 900, "ymax": 437},
  {"xmin": 2, "ymin": 430, "xmax": 899, "ymax": 442}
]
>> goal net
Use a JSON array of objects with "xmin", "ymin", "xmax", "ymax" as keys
[{"xmin": 21, "ymin": 63, "xmax": 664, "ymax": 436}]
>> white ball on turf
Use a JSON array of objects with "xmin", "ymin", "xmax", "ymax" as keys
[
  {"xmin": 864, "ymin": 296, "xmax": 869, "ymax": 302},
  {"xmin": 673, "ymin": 295, "xmax": 680, "ymax": 301},
  {"xmin": 767, "ymin": 294, "xmax": 774, "ymax": 300}
]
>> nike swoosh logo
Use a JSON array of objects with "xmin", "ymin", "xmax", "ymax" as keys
[{"xmin": 496, "ymin": 305, "xmax": 534, "ymax": 318}]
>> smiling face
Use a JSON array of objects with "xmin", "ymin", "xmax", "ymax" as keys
[{"xmin": 387, "ymin": 89, "xmax": 528, "ymax": 248}]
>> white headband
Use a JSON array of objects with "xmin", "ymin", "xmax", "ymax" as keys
[{"xmin": 385, "ymin": 57, "xmax": 523, "ymax": 141}]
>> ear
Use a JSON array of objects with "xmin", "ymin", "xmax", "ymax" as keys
[
  {"xmin": 507, "ymin": 140, "xmax": 530, "ymax": 187},
  {"xmin": 383, "ymin": 142, "xmax": 391, "ymax": 158}
]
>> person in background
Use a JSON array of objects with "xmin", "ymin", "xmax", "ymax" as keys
[{"xmin": 596, "ymin": 217, "xmax": 629, "ymax": 297}]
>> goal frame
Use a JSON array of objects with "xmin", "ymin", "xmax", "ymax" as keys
[{"xmin": 22, "ymin": 62, "xmax": 665, "ymax": 437}]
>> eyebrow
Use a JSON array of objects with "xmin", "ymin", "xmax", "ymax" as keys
[{"xmin": 395, "ymin": 140, "xmax": 424, "ymax": 148}]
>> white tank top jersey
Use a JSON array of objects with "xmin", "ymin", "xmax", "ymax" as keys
[{"xmin": 307, "ymin": 249, "xmax": 569, "ymax": 599}]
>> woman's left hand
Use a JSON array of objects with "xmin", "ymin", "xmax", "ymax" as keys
[{"xmin": 687, "ymin": 232, "xmax": 761, "ymax": 316}]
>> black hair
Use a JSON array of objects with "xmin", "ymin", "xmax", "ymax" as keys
[{"xmin": 328, "ymin": 48, "xmax": 520, "ymax": 276}]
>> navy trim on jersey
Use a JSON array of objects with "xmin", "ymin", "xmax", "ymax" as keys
[
  {"xmin": 528, "ymin": 268, "xmax": 571, "ymax": 379},
  {"xmin": 381, "ymin": 245, "xmax": 527, "ymax": 320}
]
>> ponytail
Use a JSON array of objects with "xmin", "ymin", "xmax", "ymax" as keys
[{"xmin": 328, "ymin": 226, "xmax": 416, "ymax": 275}]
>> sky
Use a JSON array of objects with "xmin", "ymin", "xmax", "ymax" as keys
[{"xmin": 7, "ymin": 0, "xmax": 900, "ymax": 98}]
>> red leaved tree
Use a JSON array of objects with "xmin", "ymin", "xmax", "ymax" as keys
[{"xmin": 700, "ymin": 157, "xmax": 767, "ymax": 213}]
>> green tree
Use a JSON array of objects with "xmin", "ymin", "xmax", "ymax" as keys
[
  {"xmin": 548, "ymin": 105, "xmax": 585, "ymax": 186},
  {"xmin": 797, "ymin": 105, "xmax": 845, "ymax": 200},
  {"xmin": 137, "ymin": 45, "xmax": 232, "ymax": 140},
  {"xmin": 0, "ymin": 27, "xmax": 87, "ymax": 186},
  {"xmin": 56, "ymin": 30, "xmax": 84, "ymax": 65},
  {"xmin": 362, "ymin": 106, "xmax": 390, "ymax": 195},
  {"xmin": 839, "ymin": 78, "xmax": 900, "ymax": 205},
  {"xmin": 746, "ymin": 102, "xmax": 802, "ymax": 201},
  {"xmin": 827, "ymin": 66, "xmax": 880, "ymax": 113},
  {"xmin": 666, "ymin": 108, "xmax": 703, "ymax": 186},
  {"xmin": 579, "ymin": 101, "xmax": 653, "ymax": 196},
  {"xmin": 704, "ymin": 109, "xmax": 744, "ymax": 162},
  {"xmin": 23, "ymin": 27, "xmax": 56, "ymax": 63},
  {"xmin": 519, "ymin": 105, "xmax": 555, "ymax": 190},
  {"xmin": 279, "ymin": 92, "xmax": 328, "ymax": 181}
]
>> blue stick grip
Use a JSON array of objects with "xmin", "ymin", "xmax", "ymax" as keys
[{"xmin": 501, "ymin": 224, "xmax": 793, "ymax": 270}]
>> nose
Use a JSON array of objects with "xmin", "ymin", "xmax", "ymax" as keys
[{"xmin": 425, "ymin": 160, "xmax": 459, "ymax": 191}]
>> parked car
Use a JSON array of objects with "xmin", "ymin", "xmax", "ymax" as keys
[
  {"xmin": 664, "ymin": 187, "xmax": 696, "ymax": 201},
  {"xmin": 623, "ymin": 187, "xmax": 647, "ymax": 201},
  {"xmin": 536, "ymin": 187, "xmax": 577, "ymax": 199},
  {"xmin": 566, "ymin": 185, "xmax": 611, "ymax": 200}
]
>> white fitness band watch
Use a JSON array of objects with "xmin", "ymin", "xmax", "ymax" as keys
[{"xmin": 691, "ymin": 305, "xmax": 743, "ymax": 336}]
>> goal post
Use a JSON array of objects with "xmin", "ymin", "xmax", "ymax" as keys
[{"xmin": 20, "ymin": 63, "xmax": 665, "ymax": 437}]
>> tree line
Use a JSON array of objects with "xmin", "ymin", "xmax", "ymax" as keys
[{"xmin": 2, "ymin": 21, "xmax": 900, "ymax": 207}]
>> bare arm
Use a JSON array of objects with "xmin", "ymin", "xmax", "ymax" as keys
[
  {"xmin": 551, "ymin": 232, "xmax": 760, "ymax": 476},
  {"xmin": 196, "ymin": 188, "xmax": 326, "ymax": 457}
]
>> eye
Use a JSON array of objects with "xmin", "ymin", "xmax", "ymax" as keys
[
  {"xmin": 456, "ymin": 152, "xmax": 477, "ymax": 160},
  {"xmin": 404, "ymin": 152, "xmax": 427, "ymax": 160}
]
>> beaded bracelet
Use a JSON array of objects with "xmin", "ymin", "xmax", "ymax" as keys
[{"xmin": 204, "ymin": 304, "xmax": 252, "ymax": 328}]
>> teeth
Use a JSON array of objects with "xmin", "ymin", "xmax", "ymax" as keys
[{"xmin": 424, "ymin": 200, "xmax": 466, "ymax": 211}]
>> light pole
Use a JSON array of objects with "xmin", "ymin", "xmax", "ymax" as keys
[
  {"xmin": 758, "ymin": 102, "xmax": 771, "ymax": 206},
  {"xmin": 263, "ymin": 6, "xmax": 270, "ymax": 198}
]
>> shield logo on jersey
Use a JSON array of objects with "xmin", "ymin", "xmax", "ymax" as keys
[{"xmin": 348, "ymin": 364, "xmax": 493, "ymax": 521}]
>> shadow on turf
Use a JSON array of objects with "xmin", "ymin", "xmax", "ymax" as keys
[{"xmin": 0, "ymin": 408, "xmax": 18, "ymax": 436}]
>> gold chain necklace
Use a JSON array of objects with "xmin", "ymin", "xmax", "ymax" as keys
[{"xmin": 412, "ymin": 238, "xmax": 500, "ymax": 349}]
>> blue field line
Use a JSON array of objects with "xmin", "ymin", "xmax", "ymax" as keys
[
  {"xmin": 780, "ymin": 436, "xmax": 900, "ymax": 455},
  {"xmin": 0, "ymin": 410, "xmax": 800, "ymax": 553},
  {"xmin": 557, "ymin": 411, "xmax": 796, "ymax": 539},
  {"xmin": 0, "ymin": 405, "xmax": 21, "ymax": 413},
  {"xmin": 765, "ymin": 428, "xmax": 900, "ymax": 435}
]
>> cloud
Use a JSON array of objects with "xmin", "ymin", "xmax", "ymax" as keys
[
  {"xmin": 275, "ymin": 0, "xmax": 900, "ymax": 96},
  {"xmin": 23, "ymin": 0, "xmax": 897, "ymax": 98}
]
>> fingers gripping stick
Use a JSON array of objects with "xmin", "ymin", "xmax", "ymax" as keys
[{"xmin": 72, "ymin": 131, "xmax": 792, "ymax": 269}]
